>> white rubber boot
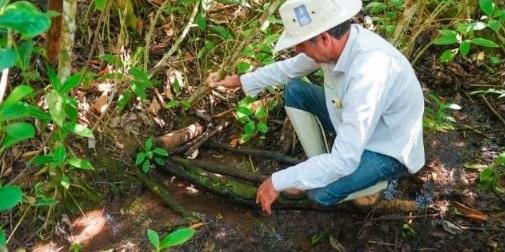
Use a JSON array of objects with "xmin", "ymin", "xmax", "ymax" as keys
[
  {"xmin": 285, "ymin": 106, "xmax": 388, "ymax": 205},
  {"xmin": 285, "ymin": 107, "xmax": 327, "ymax": 158}
]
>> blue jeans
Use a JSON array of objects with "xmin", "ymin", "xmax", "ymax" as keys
[{"xmin": 284, "ymin": 79, "xmax": 407, "ymax": 206}]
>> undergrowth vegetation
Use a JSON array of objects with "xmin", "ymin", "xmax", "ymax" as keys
[{"xmin": 0, "ymin": 0, "xmax": 504, "ymax": 250}]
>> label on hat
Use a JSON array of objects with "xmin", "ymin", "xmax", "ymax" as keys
[{"xmin": 294, "ymin": 5, "xmax": 312, "ymax": 27}]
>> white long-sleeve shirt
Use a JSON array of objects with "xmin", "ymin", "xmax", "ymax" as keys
[{"xmin": 240, "ymin": 24, "xmax": 425, "ymax": 191}]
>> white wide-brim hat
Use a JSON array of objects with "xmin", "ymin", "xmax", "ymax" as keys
[{"xmin": 273, "ymin": 0, "xmax": 362, "ymax": 53}]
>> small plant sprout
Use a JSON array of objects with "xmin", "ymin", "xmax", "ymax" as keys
[
  {"xmin": 147, "ymin": 227, "xmax": 196, "ymax": 252},
  {"xmin": 136, "ymin": 137, "xmax": 169, "ymax": 173}
]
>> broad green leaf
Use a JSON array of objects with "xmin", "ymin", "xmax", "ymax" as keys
[
  {"xmin": 135, "ymin": 152, "xmax": 146, "ymax": 166},
  {"xmin": 1, "ymin": 122, "xmax": 35, "ymax": 149},
  {"xmin": 0, "ymin": 0, "xmax": 8, "ymax": 9},
  {"xmin": 116, "ymin": 90, "xmax": 133, "ymax": 112},
  {"xmin": 487, "ymin": 20, "xmax": 502, "ymax": 32},
  {"xmin": 154, "ymin": 158, "xmax": 165, "ymax": 166},
  {"xmin": 479, "ymin": 167, "xmax": 496, "ymax": 186},
  {"xmin": 53, "ymin": 145, "xmax": 67, "ymax": 165},
  {"xmin": 459, "ymin": 41, "xmax": 471, "ymax": 56},
  {"xmin": 236, "ymin": 106, "xmax": 251, "ymax": 117},
  {"xmin": 236, "ymin": 62, "xmax": 252, "ymax": 74},
  {"xmin": 95, "ymin": 0, "xmax": 107, "ymax": 11},
  {"xmin": 254, "ymin": 106, "xmax": 267, "ymax": 120},
  {"xmin": 32, "ymin": 154, "xmax": 54, "ymax": 166},
  {"xmin": 244, "ymin": 121, "xmax": 255, "ymax": 136},
  {"xmin": 131, "ymin": 82, "xmax": 147, "ymax": 100},
  {"xmin": 440, "ymin": 49, "xmax": 457, "ymax": 63},
  {"xmin": 0, "ymin": 48, "xmax": 16, "ymax": 71},
  {"xmin": 147, "ymin": 229, "xmax": 160, "ymax": 249},
  {"xmin": 60, "ymin": 73, "xmax": 82, "ymax": 94},
  {"xmin": 142, "ymin": 159, "xmax": 151, "ymax": 173},
  {"xmin": 35, "ymin": 195, "xmax": 59, "ymax": 206},
  {"xmin": 144, "ymin": 137, "xmax": 153, "ymax": 150},
  {"xmin": 129, "ymin": 67, "xmax": 150, "ymax": 85},
  {"xmin": 47, "ymin": 90, "xmax": 65, "ymax": 126},
  {"xmin": 479, "ymin": 0, "xmax": 495, "ymax": 16},
  {"xmin": 0, "ymin": 102, "xmax": 51, "ymax": 121},
  {"xmin": 3, "ymin": 85, "xmax": 33, "ymax": 106},
  {"xmin": 195, "ymin": 12, "xmax": 207, "ymax": 31},
  {"xmin": 209, "ymin": 25, "xmax": 233, "ymax": 40},
  {"xmin": 61, "ymin": 175, "xmax": 70, "ymax": 190},
  {"xmin": 46, "ymin": 65, "xmax": 61, "ymax": 91},
  {"xmin": 0, "ymin": 229, "xmax": 5, "ymax": 247},
  {"xmin": 257, "ymin": 122, "xmax": 268, "ymax": 134},
  {"xmin": 160, "ymin": 227, "xmax": 196, "ymax": 249},
  {"xmin": 65, "ymin": 123, "xmax": 94, "ymax": 138},
  {"xmin": 0, "ymin": 1, "xmax": 51, "ymax": 37},
  {"xmin": 153, "ymin": 147, "xmax": 169, "ymax": 157},
  {"xmin": 0, "ymin": 185, "xmax": 23, "ymax": 211},
  {"xmin": 364, "ymin": 2, "xmax": 387, "ymax": 14},
  {"xmin": 471, "ymin": 37, "xmax": 499, "ymax": 47},
  {"xmin": 68, "ymin": 158, "xmax": 94, "ymax": 170},
  {"xmin": 432, "ymin": 30, "xmax": 459, "ymax": 45},
  {"xmin": 16, "ymin": 40, "xmax": 33, "ymax": 69},
  {"xmin": 101, "ymin": 54, "xmax": 123, "ymax": 67}
]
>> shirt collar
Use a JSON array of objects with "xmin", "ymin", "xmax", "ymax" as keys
[{"xmin": 332, "ymin": 24, "xmax": 359, "ymax": 73}]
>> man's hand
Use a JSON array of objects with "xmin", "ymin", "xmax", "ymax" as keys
[
  {"xmin": 256, "ymin": 177, "xmax": 279, "ymax": 215},
  {"xmin": 207, "ymin": 72, "xmax": 241, "ymax": 89}
]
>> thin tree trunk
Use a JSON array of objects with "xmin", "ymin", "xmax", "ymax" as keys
[
  {"xmin": 58, "ymin": 0, "xmax": 77, "ymax": 81},
  {"xmin": 46, "ymin": 0, "xmax": 63, "ymax": 66}
]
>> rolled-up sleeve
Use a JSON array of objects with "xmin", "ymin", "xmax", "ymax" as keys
[
  {"xmin": 240, "ymin": 53, "xmax": 319, "ymax": 97},
  {"xmin": 271, "ymin": 52, "xmax": 399, "ymax": 191}
]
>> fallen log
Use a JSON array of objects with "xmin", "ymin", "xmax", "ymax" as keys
[
  {"xmin": 171, "ymin": 156, "xmax": 267, "ymax": 183},
  {"xmin": 206, "ymin": 141, "xmax": 302, "ymax": 165},
  {"xmin": 160, "ymin": 159, "xmax": 419, "ymax": 213},
  {"xmin": 156, "ymin": 122, "xmax": 204, "ymax": 150},
  {"xmin": 184, "ymin": 121, "xmax": 230, "ymax": 156}
]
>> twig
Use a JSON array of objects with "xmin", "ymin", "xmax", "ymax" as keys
[
  {"xmin": 481, "ymin": 95, "xmax": 505, "ymax": 126},
  {"xmin": 356, "ymin": 213, "xmax": 440, "ymax": 224},
  {"xmin": 171, "ymin": 156, "xmax": 267, "ymax": 183},
  {"xmin": 144, "ymin": 0, "xmax": 171, "ymax": 72},
  {"xmin": 184, "ymin": 122, "xmax": 230, "ymax": 156},
  {"xmin": 206, "ymin": 141, "xmax": 302, "ymax": 165},
  {"xmin": 150, "ymin": 0, "xmax": 201, "ymax": 77}
]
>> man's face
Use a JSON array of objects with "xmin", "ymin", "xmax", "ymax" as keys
[{"xmin": 294, "ymin": 34, "xmax": 332, "ymax": 63}]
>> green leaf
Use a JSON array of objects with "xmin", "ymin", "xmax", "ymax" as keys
[
  {"xmin": 142, "ymin": 159, "xmax": 151, "ymax": 173},
  {"xmin": 0, "ymin": 229, "xmax": 6, "ymax": 247},
  {"xmin": 0, "ymin": 185, "xmax": 23, "ymax": 211},
  {"xmin": 0, "ymin": 48, "xmax": 16, "ymax": 71},
  {"xmin": 236, "ymin": 106, "xmax": 251, "ymax": 121},
  {"xmin": 1, "ymin": 122, "xmax": 35, "ymax": 149},
  {"xmin": 364, "ymin": 2, "xmax": 387, "ymax": 14},
  {"xmin": 131, "ymin": 82, "xmax": 147, "ymax": 100},
  {"xmin": 254, "ymin": 106, "xmax": 267, "ymax": 120},
  {"xmin": 147, "ymin": 229, "xmax": 160, "ymax": 249},
  {"xmin": 60, "ymin": 73, "xmax": 82, "ymax": 94},
  {"xmin": 154, "ymin": 158, "xmax": 165, "ymax": 166},
  {"xmin": 116, "ymin": 90, "xmax": 133, "ymax": 112},
  {"xmin": 32, "ymin": 154, "xmax": 54, "ymax": 166},
  {"xmin": 496, "ymin": 152, "xmax": 505, "ymax": 166},
  {"xmin": 433, "ymin": 30, "xmax": 459, "ymax": 45},
  {"xmin": 101, "ymin": 53, "xmax": 123, "ymax": 67},
  {"xmin": 257, "ymin": 122, "xmax": 268, "ymax": 134},
  {"xmin": 68, "ymin": 158, "xmax": 94, "ymax": 170},
  {"xmin": 153, "ymin": 147, "xmax": 169, "ymax": 157},
  {"xmin": 195, "ymin": 12, "xmax": 207, "ymax": 31},
  {"xmin": 479, "ymin": 167, "xmax": 496, "ymax": 186},
  {"xmin": 16, "ymin": 40, "xmax": 33, "ymax": 69},
  {"xmin": 236, "ymin": 62, "xmax": 252, "ymax": 74},
  {"xmin": 479, "ymin": 0, "xmax": 495, "ymax": 16},
  {"xmin": 0, "ymin": 1, "xmax": 51, "ymax": 37},
  {"xmin": 47, "ymin": 90, "xmax": 65, "ymax": 126},
  {"xmin": 440, "ymin": 49, "xmax": 457, "ymax": 63},
  {"xmin": 0, "ymin": 0, "xmax": 8, "ymax": 9},
  {"xmin": 65, "ymin": 123, "xmax": 94, "ymax": 138},
  {"xmin": 160, "ymin": 227, "xmax": 196, "ymax": 249},
  {"xmin": 209, "ymin": 25, "xmax": 233, "ymax": 40},
  {"xmin": 46, "ymin": 65, "xmax": 62, "ymax": 91},
  {"xmin": 61, "ymin": 175, "xmax": 70, "ymax": 190},
  {"xmin": 135, "ymin": 152, "xmax": 146, "ymax": 166},
  {"xmin": 3, "ymin": 85, "xmax": 33, "ymax": 106},
  {"xmin": 129, "ymin": 67, "xmax": 150, "ymax": 85},
  {"xmin": 471, "ymin": 37, "xmax": 499, "ymax": 47},
  {"xmin": 244, "ymin": 121, "xmax": 255, "ymax": 136},
  {"xmin": 144, "ymin": 137, "xmax": 153, "ymax": 150},
  {"xmin": 487, "ymin": 20, "xmax": 502, "ymax": 32},
  {"xmin": 459, "ymin": 41, "xmax": 471, "ymax": 56},
  {"xmin": 0, "ymin": 102, "xmax": 51, "ymax": 121},
  {"xmin": 53, "ymin": 145, "xmax": 67, "ymax": 165},
  {"xmin": 166, "ymin": 100, "xmax": 180, "ymax": 109},
  {"xmin": 95, "ymin": 0, "xmax": 107, "ymax": 11}
]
